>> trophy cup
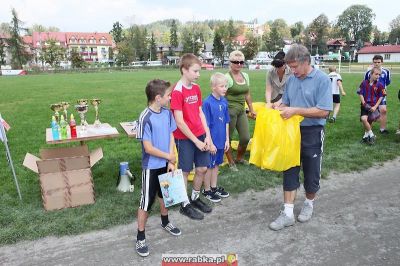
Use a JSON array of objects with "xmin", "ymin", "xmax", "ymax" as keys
[
  {"xmin": 50, "ymin": 103, "xmax": 62, "ymax": 122},
  {"xmin": 60, "ymin": 101, "xmax": 69, "ymax": 121},
  {"xmin": 75, "ymin": 99, "xmax": 89, "ymax": 133},
  {"xmin": 90, "ymin": 99, "xmax": 101, "ymax": 126}
]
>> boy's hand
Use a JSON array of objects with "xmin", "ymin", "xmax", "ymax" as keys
[
  {"xmin": 195, "ymin": 139, "xmax": 207, "ymax": 151},
  {"xmin": 224, "ymin": 140, "xmax": 230, "ymax": 152},
  {"xmin": 370, "ymin": 106, "xmax": 377, "ymax": 112},
  {"xmin": 168, "ymin": 153, "xmax": 176, "ymax": 165},
  {"xmin": 167, "ymin": 162, "xmax": 175, "ymax": 172},
  {"xmin": 342, "ymin": 91, "xmax": 346, "ymax": 96},
  {"xmin": 210, "ymin": 144, "xmax": 217, "ymax": 155},
  {"xmin": 248, "ymin": 111, "xmax": 257, "ymax": 120},
  {"xmin": 204, "ymin": 135, "xmax": 212, "ymax": 150}
]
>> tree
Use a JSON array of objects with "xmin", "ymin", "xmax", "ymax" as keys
[
  {"xmin": 110, "ymin": 21, "xmax": 124, "ymax": 43},
  {"xmin": 27, "ymin": 24, "xmax": 60, "ymax": 35},
  {"xmin": 69, "ymin": 49, "xmax": 86, "ymax": 68},
  {"xmin": 169, "ymin": 19, "xmax": 178, "ymax": 49},
  {"xmin": 149, "ymin": 32, "xmax": 157, "ymax": 61},
  {"xmin": 241, "ymin": 35, "xmax": 259, "ymax": 60},
  {"xmin": 336, "ymin": 5, "xmax": 375, "ymax": 43},
  {"xmin": 7, "ymin": 8, "xmax": 30, "ymax": 69},
  {"xmin": 212, "ymin": 30, "xmax": 224, "ymax": 66},
  {"xmin": 388, "ymin": 15, "xmax": 400, "ymax": 44},
  {"xmin": 0, "ymin": 39, "xmax": 6, "ymax": 65},
  {"xmin": 225, "ymin": 19, "xmax": 237, "ymax": 54},
  {"xmin": 290, "ymin": 21, "xmax": 304, "ymax": 39},
  {"xmin": 39, "ymin": 39, "xmax": 66, "ymax": 67},
  {"xmin": 306, "ymin": 14, "xmax": 330, "ymax": 55},
  {"xmin": 372, "ymin": 26, "xmax": 387, "ymax": 45}
]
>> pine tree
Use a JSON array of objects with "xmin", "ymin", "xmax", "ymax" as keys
[{"xmin": 7, "ymin": 8, "xmax": 30, "ymax": 69}]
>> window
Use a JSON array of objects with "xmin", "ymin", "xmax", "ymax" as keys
[
  {"xmin": 384, "ymin": 54, "xmax": 390, "ymax": 60},
  {"xmin": 79, "ymin": 38, "xmax": 86, "ymax": 44},
  {"xmin": 70, "ymin": 37, "xmax": 76, "ymax": 44},
  {"xmin": 89, "ymin": 37, "xmax": 96, "ymax": 44},
  {"xmin": 100, "ymin": 37, "xmax": 107, "ymax": 44}
]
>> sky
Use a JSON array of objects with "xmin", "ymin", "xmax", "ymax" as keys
[{"xmin": 0, "ymin": 0, "xmax": 398, "ymax": 33}]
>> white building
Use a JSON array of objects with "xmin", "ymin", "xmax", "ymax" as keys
[{"xmin": 357, "ymin": 45, "xmax": 400, "ymax": 63}]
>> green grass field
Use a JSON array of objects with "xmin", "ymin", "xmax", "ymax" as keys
[{"xmin": 0, "ymin": 69, "xmax": 399, "ymax": 245}]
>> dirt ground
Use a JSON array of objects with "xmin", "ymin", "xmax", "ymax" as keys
[{"xmin": 1, "ymin": 158, "xmax": 399, "ymax": 266}]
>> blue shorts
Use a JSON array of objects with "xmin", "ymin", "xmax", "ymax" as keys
[
  {"xmin": 176, "ymin": 134, "xmax": 210, "ymax": 172},
  {"xmin": 283, "ymin": 126, "xmax": 324, "ymax": 193},
  {"xmin": 208, "ymin": 149, "xmax": 224, "ymax": 168}
]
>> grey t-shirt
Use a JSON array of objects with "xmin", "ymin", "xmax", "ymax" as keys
[{"xmin": 282, "ymin": 67, "xmax": 332, "ymax": 126}]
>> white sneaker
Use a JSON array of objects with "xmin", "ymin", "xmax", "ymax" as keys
[
  {"xmin": 298, "ymin": 202, "xmax": 313, "ymax": 223},
  {"xmin": 396, "ymin": 129, "xmax": 400, "ymax": 135},
  {"xmin": 269, "ymin": 211, "xmax": 295, "ymax": 231}
]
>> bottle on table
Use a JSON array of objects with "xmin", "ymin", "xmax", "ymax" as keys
[
  {"xmin": 70, "ymin": 114, "xmax": 77, "ymax": 138},
  {"xmin": 51, "ymin": 115, "xmax": 60, "ymax": 140},
  {"xmin": 59, "ymin": 115, "xmax": 68, "ymax": 140}
]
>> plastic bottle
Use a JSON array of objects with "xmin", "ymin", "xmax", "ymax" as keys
[
  {"xmin": 51, "ymin": 116, "xmax": 60, "ymax": 140},
  {"xmin": 69, "ymin": 114, "xmax": 77, "ymax": 138},
  {"xmin": 59, "ymin": 115, "xmax": 68, "ymax": 139}
]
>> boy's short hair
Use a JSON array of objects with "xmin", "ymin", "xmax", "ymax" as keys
[
  {"xmin": 210, "ymin": 72, "xmax": 228, "ymax": 87},
  {"xmin": 328, "ymin": 66, "xmax": 336, "ymax": 72},
  {"xmin": 145, "ymin": 79, "xmax": 171, "ymax": 104},
  {"xmin": 179, "ymin": 53, "xmax": 201, "ymax": 74},
  {"xmin": 372, "ymin": 55, "xmax": 383, "ymax": 62}
]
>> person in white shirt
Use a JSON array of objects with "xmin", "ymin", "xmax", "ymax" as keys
[{"xmin": 328, "ymin": 66, "xmax": 346, "ymax": 123}]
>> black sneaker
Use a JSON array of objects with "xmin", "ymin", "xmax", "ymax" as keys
[
  {"xmin": 136, "ymin": 239, "xmax": 149, "ymax": 257},
  {"xmin": 360, "ymin": 136, "xmax": 369, "ymax": 144},
  {"xmin": 202, "ymin": 190, "xmax": 221, "ymax": 203},
  {"xmin": 179, "ymin": 204, "xmax": 204, "ymax": 220},
  {"xmin": 190, "ymin": 197, "xmax": 212, "ymax": 213},
  {"xmin": 161, "ymin": 222, "xmax": 181, "ymax": 236},
  {"xmin": 215, "ymin": 186, "xmax": 230, "ymax": 198},
  {"xmin": 380, "ymin": 129, "xmax": 389, "ymax": 134},
  {"xmin": 368, "ymin": 135, "xmax": 376, "ymax": 145}
]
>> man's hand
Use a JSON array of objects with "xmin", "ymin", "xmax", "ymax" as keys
[{"xmin": 277, "ymin": 106, "xmax": 296, "ymax": 119}]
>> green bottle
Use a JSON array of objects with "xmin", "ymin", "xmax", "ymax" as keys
[{"xmin": 59, "ymin": 115, "xmax": 68, "ymax": 139}]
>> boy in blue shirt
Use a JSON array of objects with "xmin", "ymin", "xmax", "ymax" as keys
[
  {"xmin": 135, "ymin": 79, "xmax": 181, "ymax": 257},
  {"xmin": 202, "ymin": 73, "xmax": 231, "ymax": 202}
]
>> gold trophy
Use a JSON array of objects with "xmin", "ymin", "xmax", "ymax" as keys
[
  {"xmin": 75, "ymin": 99, "xmax": 89, "ymax": 132},
  {"xmin": 50, "ymin": 103, "xmax": 62, "ymax": 122},
  {"xmin": 60, "ymin": 101, "xmax": 69, "ymax": 121},
  {"xmin": 90, "ymin": 99, "xmax": 101, "ymax": 126}
]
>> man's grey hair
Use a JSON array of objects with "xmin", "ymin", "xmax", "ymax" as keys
[{"xmin": 285, "ymin": 44, "xmax": 311, "ymax": 64}]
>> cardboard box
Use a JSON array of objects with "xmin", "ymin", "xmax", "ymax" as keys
[{"xmin": 23, "ymin": 145, "xmax": 103, "ymax": 211}]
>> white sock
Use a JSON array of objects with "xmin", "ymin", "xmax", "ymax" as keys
[
  {"xmin": 380, "ymin": 128, "xmax": 385, "ymax": 132},
  {"xmin": 363, "ymin": 132, "xmax": 369, "ymax": 138},
  {"xmin": 191, "ymin": 190, "xmax": 200, "ymax": 201},
  {"xmin": 283, "ymin": 203, "xmax": 294, "ymax": 218},
  {"xmin": 368, "ymin": 130, "xmax": 374, "ymax": 137},
  {"xmin": 304, "ymin": 198, "xmax": 314, "ymax": 208}
]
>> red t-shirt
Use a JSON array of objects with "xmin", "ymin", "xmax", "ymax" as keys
[{"xmin": 170, "ymin": 81, "xmax": 205, "ymax": 139}]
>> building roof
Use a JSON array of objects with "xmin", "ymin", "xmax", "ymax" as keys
[
  {"xmin": 65, "ymin": 32, "xmax": 114, "ymax": 46},
  {"xmin": 357, "ymin": 45, "xmax": 400, "ymax": 54},
  {"xmin": 32, "ymin": 32, "xmax": 67, "ymax": 47},
  {"xmin": 327, "ymin": 39, "xmax": 346, "ymax": 46}
]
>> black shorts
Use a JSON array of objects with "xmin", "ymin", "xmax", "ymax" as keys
[
  {"xmin": 176, "ymin": 134, "xmax": 210, "ymax": 172},
  {"xmin": 139, "ymin": 166, "xmax": 167, "ymax": 211},
  {"xmin": 333, "ymin": 94, "xmax": 340, "ymax": 104},
  {"xmin": 360, "ymin": 105, "xmax": 369, "ymax": 117},
  {"xmin": 283, "ymin": 126, "xmax": 324, "ymax": 193}
]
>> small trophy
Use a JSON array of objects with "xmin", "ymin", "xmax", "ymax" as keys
[
  {"xmin": 75, "ymin": 99, "xmax": 89, "ymax": 132},
  {"xmin": 60, "ymin": 101, "xmax": 69, "ymax": 121},
  {"xmin": 50, "ymin": 103, "xmax": 62, "ymax": 122},
  {"xmin": 90, "ymin": 99, "xmax": 101, "ymax": 126}
]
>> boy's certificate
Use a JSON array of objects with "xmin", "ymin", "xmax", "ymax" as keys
[{"xmin": 158, "ymin": 169, "xmax": 188, "ymax": 208}]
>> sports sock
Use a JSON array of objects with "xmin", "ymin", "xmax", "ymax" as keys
[
  {"xmin": 191, "ymin": 189, "xmax": 200, "ymax": 201},
  {"xmin": 368, "ymin": 130, "xmax": 374, "ymax": 137},
  {"xmin": 161, "ymin": 214, "xmax": 169, "ymax": 226},
  {"xmin": 380, "ymin": 128, "xmax": 385, "ymax": 132},
  {"xmin": 137, "ymin": 229, "xmax": 145, "ymax": 241},
  {"xmin": 363, "ymin": 132, "xmax": 369, "ymax": 138},
  {"xmin": 304, "ymin": 198, "xmax": 314, "ymax": 208},
  {"xmin": 283, "ymin": 203, "xmax": 294, "ymax": 218}
]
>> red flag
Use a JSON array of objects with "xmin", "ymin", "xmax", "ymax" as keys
[{"xmin": 1, "ymin": 118, "xmax": 10, "ymax": 131}]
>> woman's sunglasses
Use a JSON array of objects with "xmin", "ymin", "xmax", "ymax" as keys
[{"xmin": 230, "ymin": 60, "xmax": 245, "ymax": 65}]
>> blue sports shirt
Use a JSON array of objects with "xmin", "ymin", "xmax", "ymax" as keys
[
  {"xmin": 202, "ymin": 94, "xmax": 230, "ymax": 149},
  {"xmin": 136, "ymin": 107, "xmax": 177, "ymax": 169},
  {"xmin": 282, "ymin": 67, "xmax": 333, "ymax": 126}
]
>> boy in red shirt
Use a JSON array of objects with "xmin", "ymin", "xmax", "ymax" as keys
[{"xmin": 170, "ymin": 53, "xmax": 213, "ymax": 220}]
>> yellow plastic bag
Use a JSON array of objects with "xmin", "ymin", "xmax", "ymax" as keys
[{"xmin": 249, "ymin": 107, "xmax": 303, "ymax": 171}]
